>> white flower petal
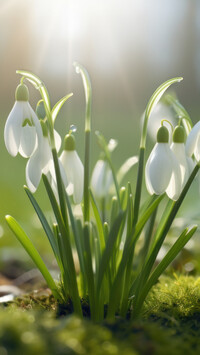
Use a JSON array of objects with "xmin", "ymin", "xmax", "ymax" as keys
[
  {"xmin": 145, "ymin": 143, "xmax": 172, "ymax": 195},
  {"xmin": 91, "ymin": 160, "xmax": 106, "ymax": 198},
  {"xmin": 26, "ymin": 150, "xmax": 42, "ymax": 192},
  {"xmin": 41, "ymin": 138, "xmax": 52, "ymax": 174},
  {"xmin": 187, "ymin": 156, "xmax": 195, "ymax": 174},
  {"xmin": 171, "ymin": 143, "xmax": 190, "ymax": 187},
  {"xmin": 54, "ymin": 129, "xmax": 62, "ymax": 152},
  {"xmin": 145, "ymin": 157, "xmax": 157, "ymax": 195},
  {"xmin": 186, "ymin": 121, "xmax": 200, "ymax": 159},
  {"xmin": 66, "ymin": 182, "xmax": 74, "ymax": 196},
  {"xmin": 91, "ymin": 160, "xmax": 113, "ymax": 198},
  {"xmin": 166, "ymin": 150, "xmax": 182, "ymax": 200},
  {"xmin": 4, "ymin": 101, "xmax": 23, "ymax": 156},
  {"xmin": 60, "ymin": 150, "xmax": 84, "ymax": 204},
  {"xmin": 19, "ymin": 125, "xmax": 37, "ymax": 158},
  {"xmin": 27, "ymin": 104, "xmax": 43, "ymax": 143}
]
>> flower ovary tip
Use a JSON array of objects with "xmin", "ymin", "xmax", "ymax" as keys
[
  {"xmin": 15, "ymin": 83, "xmax": 29, "ymax": 101},
  {"xmin": 64, "ymin": 134, "xmax": 76, "ymax": 151},
  {"xmin": 173, "ymin": 126, "xmax": 185, "ymax": 143},
  {"xmin": 157, "ymin": 126, "xmax": 169, "ymax": 143}
]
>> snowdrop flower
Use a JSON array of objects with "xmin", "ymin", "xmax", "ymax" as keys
[
  {"xmin": 186, "ymin": 120, "xmax": 200, "ymax": 161},
  {"xmin": 91, "ymin": 159, "xmax": 113, "ymax": 198},
  {"xmin": 145, "ymin": 126, "xmax": 182, "ymax": 200},
  {"xmin": 26, "ymin": 120, "xmax": 52, "ymax": 192},
  {"xmin": 4, "ymin": 83, "xmax": 43, "ymax": 158},
  {"xmin": 171, "ymin": 126, "xmax": 193, "ymax": 188},
  {"xmin": 60, "ymin": 134, "xmax": 84, "ymax": 204}
]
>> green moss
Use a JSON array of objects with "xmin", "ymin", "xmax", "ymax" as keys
[
  {"xmin": 1, "ymin": 275, "xmax": 200, "ymax": 354},
  {"xmin": 0, "ymin": 309, "xmax": 136, "ymax": 355},
  {"xmin": 144, "ymin": 274, "xmax": 200, "ymax": 318}
]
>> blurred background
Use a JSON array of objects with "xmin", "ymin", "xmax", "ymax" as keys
[{"xmin": 0, "ymin": 0, "xmax": 200, "ymax": 271}]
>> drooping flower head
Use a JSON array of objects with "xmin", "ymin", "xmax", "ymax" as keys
[
  {"xmin": 145, "ymin": 125, "xmax": 182, "ymax": 200},
  {"xmin": 60, "ymin": 134, "xmax": 84, "ymax": 204},
  {"xmin": 4, "ymin": 83, "xmax": 43, "ymax": 158}
]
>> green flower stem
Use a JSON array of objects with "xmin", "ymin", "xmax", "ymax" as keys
[
  {"xmin": 84, "ymin": 130, "xmax": 91, "ymax": 222},
  {"xmin": 133, "ymin": 148, "xmax": 145, "ymax": 226},
  {"xmin": 52, "ymin": 148, "xmax": 68, "ymax": 227},
  {"xmin": 64, "ymin": 189, "xmax": 86, "ymax": 280},
  {"xmin": 74, "ymin": 63, "xmax": 92, "ymax": 223},
  {"xmin": 138, "ymin": 206, "xmax": 158, "ymax": 266},
  {"xmin": 83, "ymin": 223, "xmax": 96, "ymax": 321}
]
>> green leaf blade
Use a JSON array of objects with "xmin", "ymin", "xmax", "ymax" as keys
[
  {"xmin": 5, "ymin": 215, "xmax": 61, "ymax": 300},
  {"xmin": 52, "ymin": 93, "xmax": 73, "ymax": 122},
  {"xmin": 24, "ymin": 186, "xmax": 60, "ymax": 264}
]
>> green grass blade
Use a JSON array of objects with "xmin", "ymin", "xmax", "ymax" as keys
[
  {"xmin": 83, "ymin": 223, "xmax": 95, "ymax": 320},
  {"xmin": 74, "ymin": 62, "xmax": 92, "ymax": 223},
  {"xmin": 51, "ymin": 148, "xmax": 69, "ymax": 227},
  {"xmin": 134, "ymin": 194, "xmax": 164, "ymax": 240},
  {"xmin": 52, "ymin": 93, "xmax": 73, "ymax": 122},
  {"xmin": 96, "ymin": 211, "xmax": 125, "ymax": 296},
  {"xmin": 90, "ymin": 189, "xmax": 105, "ymax": 252},
  {"xmin": 24, "ymin": 186, "xmax": 60, "ymax": 265},
  {"xmin": 42, "ymin": 174, "xmax": 82, "ymax": 316},
  {"xmin": 133, "ymin": 225, "xmax": 197, "ymax": 317},
  {"xmin": 5, "ymin": 215, "xmax": 61, "ymax": 300},
  {"xmin": 117, "ymin": 156, "xmax": 138, "ymax": 184},
  {"xmin": 64, "ymin": 189, "xmax": 85, "ymax": 277}
]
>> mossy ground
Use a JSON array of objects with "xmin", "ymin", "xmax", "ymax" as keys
[{"xmin": 1, "ymin": 274, "xmax": 200, "ymax": 354}]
